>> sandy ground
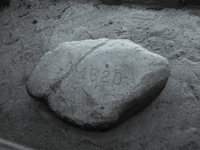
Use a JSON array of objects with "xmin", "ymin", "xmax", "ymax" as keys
[{"xmin": 1, "ymin": 0, "xmax": 200, "ymax": 149}]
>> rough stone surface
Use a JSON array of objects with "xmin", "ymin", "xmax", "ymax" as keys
[{"xmin": 26, "ymin": 38, "xmax": 169, "ymax": 131}]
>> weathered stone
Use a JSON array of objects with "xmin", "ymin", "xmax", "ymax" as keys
[{"xmin": 26, "ymin": 38, "xmax": 170, "ymax": 131}]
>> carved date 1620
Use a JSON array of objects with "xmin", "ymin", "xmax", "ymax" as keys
[{"xmin": 79, "ymin": 67, "xmax": 123, "ymax": 85}]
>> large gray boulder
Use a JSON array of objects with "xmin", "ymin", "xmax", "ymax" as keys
[{"xmin": 26, "ymin": 38, "xmax": 170, "ymax": 131}]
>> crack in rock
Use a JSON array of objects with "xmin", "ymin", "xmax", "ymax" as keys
[{"xmin": 45, "ymin": 39, "xmax": 109, "ymax": 98}]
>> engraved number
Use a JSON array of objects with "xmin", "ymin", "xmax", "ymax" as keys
[
  {"xmin": 90, "ymin": 68, "xmax": 99, "ymax": 81},
  {"xmin": 101, "ymin": 70, "xmax": 110, "ymax": 84},
  {"xmin": 84, "ymin": 67, "xmax": 123, "ymax": 85},
  {"xmin": 113, "ymin": 72, "xmax": 122, "ymax": 85}
]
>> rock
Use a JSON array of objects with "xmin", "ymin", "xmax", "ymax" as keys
[
  {"xmin": 168, "ymin": 50, "xmax": 185, "ymax": 60},
  {"xmin": 26, "ymin": 38, "xmax": 170, "ymax": 131}
]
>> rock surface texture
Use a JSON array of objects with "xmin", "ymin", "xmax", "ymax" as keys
[{"xmin": 26, "ymin": 38, "xmax": 170, "ymax": 131}]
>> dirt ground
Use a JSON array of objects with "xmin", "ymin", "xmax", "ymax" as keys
[{"xmin": 1, "ymin": 0, "xmax": 200, "ymax": 149}]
